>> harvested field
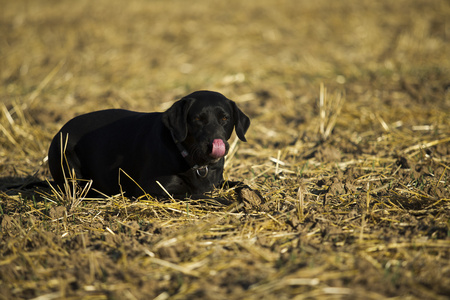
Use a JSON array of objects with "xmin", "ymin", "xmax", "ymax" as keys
[{"xmin": 1, "ymin": 0, "xmax": 450, "ymax": 299}]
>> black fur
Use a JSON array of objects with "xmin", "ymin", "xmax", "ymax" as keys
[{"xmin": 48, "ymin": 91, "xmax": 250, "ymax": 198}]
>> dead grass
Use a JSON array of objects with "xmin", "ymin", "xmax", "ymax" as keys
[{"xmin": 1, "ymin": 0, "xmax": 450, "ymax": 299}]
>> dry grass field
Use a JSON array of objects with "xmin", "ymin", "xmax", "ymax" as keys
[{"xmin": 1, "ymin": 0, "xmax": 450, "ymax": 299}]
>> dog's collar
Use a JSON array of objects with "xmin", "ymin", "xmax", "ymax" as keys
[
  {"xmin": 194, "ymin": 165, "xmax": 209, "ymax": 178},
  {"xmin": 171, "ymin": 133, "xmax": 209, "ymax": 178}
]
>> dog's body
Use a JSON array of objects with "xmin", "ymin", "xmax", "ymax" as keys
[{"xmin": 48, "ymin": 91, "xmax": 250, "ymax": 197}]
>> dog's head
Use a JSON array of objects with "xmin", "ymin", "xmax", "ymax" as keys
[{"xmin": 162, "ymin": 90, "xmax": 250, "ymax": 166}]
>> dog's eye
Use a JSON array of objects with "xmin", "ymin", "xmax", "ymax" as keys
[{"xmin": 221, "ymin": 116, "xmax": 228, "ymax": 121}]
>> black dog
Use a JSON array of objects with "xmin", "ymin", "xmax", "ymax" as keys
[{"xmin": 48, "ymin": 90, "xmax": 250, "ymax": 198}]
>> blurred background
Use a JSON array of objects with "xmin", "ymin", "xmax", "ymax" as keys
[
  {"xmin": 1, "ymin": 0, "xmax": 449, "ymax": 174},
  {"xmin": 1, "ymin": 2, "xmax": 450, "ymax": 298}
]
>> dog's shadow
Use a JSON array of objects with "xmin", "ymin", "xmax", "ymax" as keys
[{"xmin": 0, "ymin": 176, "xmax": 52, "ymax": 195}]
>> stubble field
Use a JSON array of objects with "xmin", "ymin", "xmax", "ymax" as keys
[{"xmin": 1, "ymin": 0, "xmax": 449, "ymax": 299}]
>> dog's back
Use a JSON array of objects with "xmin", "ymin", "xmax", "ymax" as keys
[{"xmin": 48, "ymin": 109, "xmax": 146, "ymax": 193}]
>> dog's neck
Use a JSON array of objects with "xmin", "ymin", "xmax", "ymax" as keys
[{"xmin": 170, "ymin": 132, "xmax": 209, "ymax": 178}]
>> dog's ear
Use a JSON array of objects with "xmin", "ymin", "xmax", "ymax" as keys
[
  {"xmin": 230, "ymin": 100, "xmax": 250, "ymax": 142},
  {"xmin": 162, "ymin": 97, "xmax": 195, "ymax": 142}
]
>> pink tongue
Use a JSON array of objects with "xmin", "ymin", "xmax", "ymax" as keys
[{"xmin": 210, "ymin": 139, "xmax": 226, "ymax": 158}]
